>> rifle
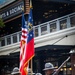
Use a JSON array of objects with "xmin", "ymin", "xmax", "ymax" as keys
[{"xmin": 53, "ymin": 56, "xmax": 70, "ymax": 75}]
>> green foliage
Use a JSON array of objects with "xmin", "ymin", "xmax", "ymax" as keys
[{"xmin": 0, "ymin": 18, "xmax": 5, "ymax": 28}]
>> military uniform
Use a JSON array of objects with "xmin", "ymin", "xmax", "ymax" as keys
[{"xmin": 43, "ymin": 63, "xmax": 55, "ymax": 75}]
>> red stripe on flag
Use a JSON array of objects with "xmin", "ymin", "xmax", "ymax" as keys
[
  {"xmin": 22, "ymin": 30, "xmax": 28, "ymax": 34},
  {"xmin": 22, "ymin": 35, "xmax": 27, "ymax": 39}
]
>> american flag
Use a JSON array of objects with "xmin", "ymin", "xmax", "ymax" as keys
[{"xmin": 20, "ymin": 12, "xmax": 28, "ymax": 75}]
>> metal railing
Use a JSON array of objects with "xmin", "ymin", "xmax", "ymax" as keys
[{"xmin": 0, "ymin": 12, "xmax": 75, "ymax": 47}]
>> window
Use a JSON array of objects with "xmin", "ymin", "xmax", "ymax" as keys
[
  {"xmin": 70, "ymin": 16, "xmax": 75, "ymax": 27},
  {"xmin": 19, "ymin": 32, "xmax": 22, "ymax": 41},
  {"xmin": 7, "ymin": 36, "xmax": 11, "ymax": 45},
  {"xmin": 34, "ymin": 27, "xmax": 39, "ymax": 37},
  {"xmin": 13, "ymin": 34, "xmax": 17, "ymax": 43},
  {"xmin": 1, "ymin": 38, "xmax": 5, "ymax": 46},
  {"xmin": 41, "ymin": 24, "xmax": 47, "ymax": 35},
  {"xmin": 50, "ymin": 23, "xmax": 56, "ymax": 32},
  {"xmin": 60, "ymin": 19, "xmax": 67, "ymax": 30}
]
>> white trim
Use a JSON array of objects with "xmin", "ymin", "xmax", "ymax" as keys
[
  {"xmin": 0, "ymin": 0, "xmax": 15, "ymax": 8},
  {"xmin": 35, "ymin": 26, "xmax": 75, "ymax": 43}
]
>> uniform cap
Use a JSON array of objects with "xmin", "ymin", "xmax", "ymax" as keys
[
  {"xmin": 43, "ymin": 62, "xmax": 55, "ymax": 71},
  {"xmin": 11, "ymin": 67, "xmax": 20, "ymax": 75},
  {"xmin": 28, "ymin": 68, "xmax": 35, "ymax": 75}
]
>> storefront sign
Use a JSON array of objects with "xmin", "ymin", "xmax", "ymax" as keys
[{"xmin": 0, "ymin": 1, "xmax": 24, "ymax": 20}]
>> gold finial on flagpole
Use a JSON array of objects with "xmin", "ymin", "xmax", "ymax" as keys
[
  {"xmin": 30, "ymin": 0, "xmax": 32, "ymax": 8},
  {"xmin": 21, "ymin": 6, "xmax": 24, "ymax": 11}
]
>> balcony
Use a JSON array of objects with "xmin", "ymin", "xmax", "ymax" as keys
[{"xmin": 0, "ymin": 12, "xmax": 75, "ymax": 47}]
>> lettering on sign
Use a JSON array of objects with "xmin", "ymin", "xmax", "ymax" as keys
[{"xmin": 0, "ymin": 1, "xmax": 24, "ymax": 20}]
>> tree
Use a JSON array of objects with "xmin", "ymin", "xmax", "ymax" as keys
[{"xmin": 0, "ymin": 18, "xmax": 5, "ymax": 28}]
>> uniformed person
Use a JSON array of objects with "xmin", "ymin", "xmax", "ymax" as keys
[
  {"xmin": 36, "ymin": 73, "xmax": 42, "ymax": 75},
  {"xmin": 28, "ymin": 68, "xmax": 35, "ymax": 75},
  {"xmin": 11, "ymin": 67, "xmax": 21, "ymax": 75},
  {"xmin": 43, "ymin": 62, "xmax": 55, "ymax": 75}
]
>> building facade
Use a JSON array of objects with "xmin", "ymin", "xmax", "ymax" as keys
[{"xmin": 0, "ymin": 0, "xmax": 75, "ymax": 75}]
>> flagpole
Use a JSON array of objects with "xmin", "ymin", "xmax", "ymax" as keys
[
  {"xmin": 30, "ymin": 0, "xmax": 33, "ymax": 75},
  {"xmin": 30, "ymin": 0, "xmax": 32, "ymax": 8},
  {"xmin": 31, "ymin": 59, "xmax": 33, "ymax": 75}
]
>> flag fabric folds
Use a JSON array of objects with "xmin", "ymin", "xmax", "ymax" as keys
[
  {"xmin": 25, "ymin": 5, "xmax": 35, "ymax": 67},
  {"xmin": 20, "ymin": 6, "xmax": 35, "ymax": 75},
  {"xmin": 20, "ymin": 12, "xmax": 28, "ymax": 75}
]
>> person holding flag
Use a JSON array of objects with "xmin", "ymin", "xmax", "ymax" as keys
[{"xmin": 20, "ymin": 0, "xmax": 35, "ymax": 75}]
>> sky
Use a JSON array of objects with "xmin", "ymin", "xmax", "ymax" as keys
[
  {"xmin": 0, "ymin": 0, "xmax": 15, "ymax": 8},
  {"xmin": 0, "ymin": 0, "xmax": 7, "ymax": 4}
]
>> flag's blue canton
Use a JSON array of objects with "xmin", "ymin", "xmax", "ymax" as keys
[
  {"xmin": 27, "ymin": 8, "xmax": 34, "ymax": 43},
  {"xmin": 22, "ymin": 12, "xmax": 27, "ymax": 28}
]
